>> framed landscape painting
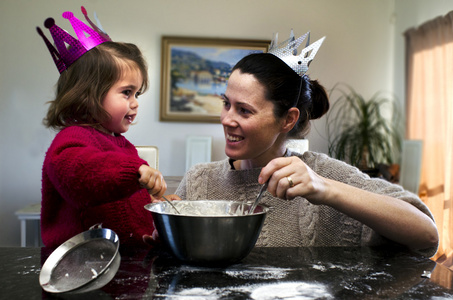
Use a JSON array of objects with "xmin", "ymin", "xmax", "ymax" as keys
[{"xmin": 159, "ymin": 36, "xmax": 269, "ymax": 123}]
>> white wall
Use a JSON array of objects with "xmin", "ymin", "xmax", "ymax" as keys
[{"xmin": 1, "ymin": 0, "xmax": 398, "ymax": 246}]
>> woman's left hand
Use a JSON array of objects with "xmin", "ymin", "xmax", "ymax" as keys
[
  {"xmin": 259, "ymin": 156, "xmax": 331, "ymax": 204},
  {"xmin": 150, "ymin": 194, "xmax": 181, "ymax": 203}
]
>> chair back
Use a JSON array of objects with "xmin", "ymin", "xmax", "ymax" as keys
[
  {"xmin": 136, "ymin": 146, "xmax": 159, "ymax": 170},
  {"xmin": 399, "ymin": 140, "xmax": 423, "ymax": 195}
]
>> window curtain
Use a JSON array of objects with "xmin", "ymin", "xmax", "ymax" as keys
[{"xmin": 405, "ymin": 12, "xmax": 453, "ymax": 269}]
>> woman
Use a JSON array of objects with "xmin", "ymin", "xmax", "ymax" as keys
[{"xmin": 175, "ymin": 34, "xmax": 438, "ymax": 257}]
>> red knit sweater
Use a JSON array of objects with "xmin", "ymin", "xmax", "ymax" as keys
[{"xmin": 41, "ymin": 126, "xmax": 155, "ymax": 248}]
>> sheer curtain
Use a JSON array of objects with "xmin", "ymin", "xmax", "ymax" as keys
[{"xmin": 405, "ymin": 12, "xmax": 453, "ymax": 268}]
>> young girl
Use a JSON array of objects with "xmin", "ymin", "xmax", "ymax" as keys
[{"xmin": 40, "ymin": 11, "xmax": 165, "ymax": 248}]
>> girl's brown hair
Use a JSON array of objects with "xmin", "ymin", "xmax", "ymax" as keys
[{"xmin": 43, "ymin": 42, "xmax": 148, "ymax": 130}]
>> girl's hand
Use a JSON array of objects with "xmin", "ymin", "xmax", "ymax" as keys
[
  {"xmin": 142, "ymin": 195, "xmax": 180, "ymax": 246},
  {"xmin": 143, "ymin": 222, "xmax": 160, "ymax": 246},
  {"xmin": 138, "ymin": 165, "xmax": 167, "ymax": 198},
  {"xmin": 259, "ymin": 156, "xmax": 331, "ymax": 205},
  {"xmin": 143, "ymin": 231, "xmax": 160, "ymax": 246}
]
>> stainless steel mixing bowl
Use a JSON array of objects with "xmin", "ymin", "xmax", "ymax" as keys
[{"xmin": 144, "ymin": 200, "xmax": 268, "ymax": 265}]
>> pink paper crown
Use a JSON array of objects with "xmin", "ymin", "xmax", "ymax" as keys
[{"xmin": 37, "ymin": 6, "xmax": 111, "ymax": 73}]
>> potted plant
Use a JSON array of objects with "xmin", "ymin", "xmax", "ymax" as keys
[{"xmin": 326, "ymin": 84, "xmax": 403, "ymax": 177}]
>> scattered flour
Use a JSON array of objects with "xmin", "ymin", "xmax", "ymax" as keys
[
  {"xmin": 155, "ymin": 265, "xmax": 333, "ymax": 299},
  {"xmin": 173, "ymin": 287, "xmax": 223, "ymax": 299},
  {"xmin": 165, "ymin": 282, "xmax": 333, "ymax": 299},
  {"xmin": 90, "ymin": 268, "xmax": 98, "ymax": 278},
  {"xmin": 311, "ymin": 262, "xmax": 353, "ymax": 272},
  {"xmin": 250, "ymin": 282, "xmax": 333, "ymax": 300},
  {"xmin": 224, "ymin": 266, "xmax": 290, "ymax": 280}
]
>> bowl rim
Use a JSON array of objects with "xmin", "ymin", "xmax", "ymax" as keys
[{"xmin": 144, "ymin": 199, "xmax": 269, "ymax": 217}]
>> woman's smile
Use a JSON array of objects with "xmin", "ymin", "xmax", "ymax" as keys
[{"xmin": 226, "ymin": 133, "xmax": 244, "ymax": 142}]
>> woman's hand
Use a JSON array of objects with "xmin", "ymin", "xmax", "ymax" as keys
[
  {"xmin": 259, "ymin": 156, "xmax": 331, "ymax": 204},
  {"xmin": 259, "ymin": 156, "xmax": 438, "ymax": 250},
  {"xmin": 151, "ymin": 194, "xmax": 181, "ymax": 203},
  {"xmin": 138, "ymin": 165, "xmax": 167, "ymax": 198}
]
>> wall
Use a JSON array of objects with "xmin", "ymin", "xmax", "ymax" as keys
[{"xmin": 0, "ymin": 0, "xmax": 396, "ymax": 246}]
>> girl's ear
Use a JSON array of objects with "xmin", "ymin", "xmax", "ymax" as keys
[{"xmin": 281, "ymin": 107, "xmax": 300, "ymax": 133}]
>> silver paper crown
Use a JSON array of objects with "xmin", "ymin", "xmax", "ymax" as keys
[{"xmin": 268, "ymin": 30, "xmax": 325, "ymax": 76}]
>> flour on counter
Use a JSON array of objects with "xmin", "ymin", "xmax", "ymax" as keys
[
  {"xmin": 17, "ymin": 265, "xmax": 40, "ymax": 276},
  {"xmin": 90, "ymin": 268, "xmax": 98, "ymax": 278},
  {"xmin": 311, "ymin": 262, "xmax": 365, "ymax": 272},
  {"xmin": 162, "ymin": 265, "xmax": 290, "ymax": 280},
  {"xmin": 250, "ymin": 282, "xmax": 333, "ymax": 299},
  {"xmin": 224, "ymin": 266, "xmax": 290, "ymax": 280},
  {"xmin": 165, "ymin": 281, "xmax": 332, "ymax": 299},
  {"xmin": 174, "ymin": 287, "xmax": 224, "ymax": 299}
]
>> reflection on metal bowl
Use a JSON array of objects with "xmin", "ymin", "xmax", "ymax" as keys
[{"xmin": 144, "ymin": 200, "xmax": 268, "ymax": 265}]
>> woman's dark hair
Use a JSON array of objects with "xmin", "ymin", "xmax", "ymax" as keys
[
  {"xmin": 232, "ymin": 53, "xmax": 329, "ymax": 138},
  {"xmin": 43, "ymin": 42, "xmax": 149, "ymax": 130}
]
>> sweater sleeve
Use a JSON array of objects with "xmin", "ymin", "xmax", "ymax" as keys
[
  {"xmin": 175, "ymin": 175, "xmax": 188, "ymax": 199},
  {"xmin": 44, "ymin": 127, "xmax": 147, "ymax": 208},
  {"xmin": 302, "ymin": 151, "xmax": 435, "ymax": 221},
  {"xmin": 301, "ymin": 151, "xmax": 438, "ymax": 257}
]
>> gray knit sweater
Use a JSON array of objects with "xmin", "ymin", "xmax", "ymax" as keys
[{"xmin": 175, "ymin": 150, "xmax": 437, "ymax": 257}]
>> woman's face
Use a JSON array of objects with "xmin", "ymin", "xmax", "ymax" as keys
[
  {"xmin": 221, "ymin": 70, "xmax": 287, "ymax": 167},
  {"xmin": 101, "ymin": 67, "xmax": 143, "ymax": 135}
]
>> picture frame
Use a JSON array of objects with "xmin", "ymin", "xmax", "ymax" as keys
[{"xmin": 159, "ymin": 36, "xmax": 269, "ymax": 123}]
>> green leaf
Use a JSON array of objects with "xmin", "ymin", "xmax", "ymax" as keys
[{"xmin": 326, "ymin": 83, "xmax": 403, "ymax": 169}]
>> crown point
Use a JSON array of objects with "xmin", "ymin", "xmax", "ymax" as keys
[
  {"xmin": 268, "ymin": 31, "xmax": 324, "ymax": 77},
  {"xmin": 62, "ymin": 11, "xmax": 74, "ymax": 20},
  {"xmin": 81, "ymin": 6, "xmax": 87, "ymax": 16},
  {"xmin": 44, "ymin": 18, "xmax": 55, "ymax": 29},
  {"xmin": 38, "ymin": 7, "xmax": 111, "ymax": 73}
]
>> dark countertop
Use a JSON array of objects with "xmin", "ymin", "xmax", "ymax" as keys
[{"xmin": 1, "ymin": 246, "xmax": 452, "ymax": 299}]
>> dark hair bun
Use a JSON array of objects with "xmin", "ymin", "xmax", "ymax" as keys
[{"xmin": 308, "ymin": 79, "xmax": 329, "ymax": 120}]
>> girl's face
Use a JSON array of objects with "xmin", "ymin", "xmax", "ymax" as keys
[
  {"xmin": 221, "ymin": 70, "xmax": 287, "ymax": 168},
  {"xmin": 101, "ymin": 67, "xmax": 143, "ymax": 135}
]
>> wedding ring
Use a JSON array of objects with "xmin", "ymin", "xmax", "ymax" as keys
[{"xmin": 286, "ymin": 176, "xmax": 294, "ymax": 188}]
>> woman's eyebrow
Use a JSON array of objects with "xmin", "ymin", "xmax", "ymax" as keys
[{"xmin": 221, "ymin": 93, "xmax": 255, "ymax": 110}]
